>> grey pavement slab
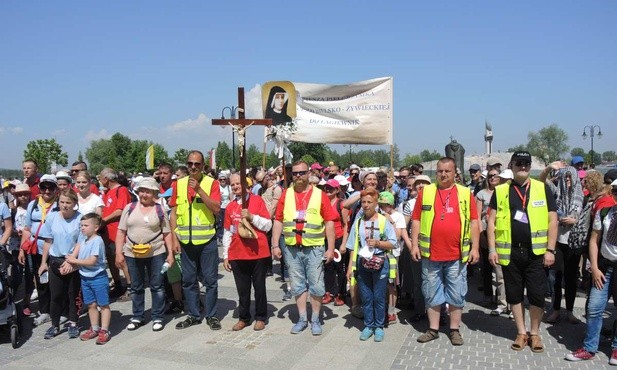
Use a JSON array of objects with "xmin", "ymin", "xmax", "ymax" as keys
[{"xmin": 1, "ymin": 251, "xmax": 617, "ymax": 369}]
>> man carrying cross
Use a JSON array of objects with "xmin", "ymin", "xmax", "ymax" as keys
[
  {"xmin": 169, "ymin": 150, "xmax": 222, "ymax": 330},
  {"xmin": 271, "ymin": 160, "xmax": 338, "ymax": 335}
]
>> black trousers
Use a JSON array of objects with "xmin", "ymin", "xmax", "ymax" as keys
[
  {"xmin": 26, "ymin": 253, "xmax": 50, "ymax": 314},
  {"xmin": 49, "ymin": 256, "xmax": 81, "ymax": 327},
  {"xmin": 230, "ymin": 257, "xmax": 269, "ymax": 322},
  {"xmin": 324, "ymin": 237, "xmax": 346, "ymax": 296},
  {"xmin": 552, "ymin": 242, "xmax": 582, "ymax": 311}
]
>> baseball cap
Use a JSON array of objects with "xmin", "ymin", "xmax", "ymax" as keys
[
  {"xmin": 310, "ymin": 163, "xmax": 323, "ymax": 171},
  {"xmin": 571, "ymin": 156, "xmax": 585, "ymax": 165},
  {"xmin": 499, "ymin": 169, "xmax": 514, "ymax": 179},
  {"xmin": 481, "ymin": 170, "xmax": 488, "ymax": 178},
  {"xmin": 612, "ymin": 179, "xmax": 617, "ymax": 186},
  {"xmin": 577, "ymin": 169, "xmax": 587, "ymax": 179},
  {"xmin": 510, "ymin": 151, "xmax": 532, "ymax": 163},
  {"xmin": 55, "ymin": 170, "xmax": 72, "ymax": 183},
  {"xmin": 333, "ymin": 174, "xmax": 349, "ymax": 186},
  {"xmin": 377, "ymin": 191, "xmax": 395, "ymax": 206},
  {"xmin": 414, "ymin": 175, "xmax": 432, "ymax": 184},
  {"xmin": 349, "ymin": 164, "xmax": 360, "ymax": 171},
  {"xmin": 325, "ymin": 179, "xmax": 340, "ymax": 188},
  {"xmin": 487, "ymin": 157, "xmax": 502, "ymax": 167},
  {"xmin": 469, "ymin": 164, "xmax": 481, "ymax": 171},
  {"xmin": 39, "ymin": 174, "xmax": 57, "ymax": 185},
  {"xmin": 604, "ymin": 169, "xmax": 617, "ymax": 184},
  {"xmin": 218, "ymin": 172, "xmax": 227, "ymax": 179}
]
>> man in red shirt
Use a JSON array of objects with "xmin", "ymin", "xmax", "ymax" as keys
[
  {"xmin": 271, "ymin": 161, "xmax": 337, "ymax": 335},
  {"xmin": 22, "ymin": 159, "xmax": 41, "ymax": 198},
  {"xmin": 410, "ymin": 157, "xmax": 480, "ymax": 346},
  {"xmin": 100, "ymin": 168, "xmax": 132, "ymax": 299}
]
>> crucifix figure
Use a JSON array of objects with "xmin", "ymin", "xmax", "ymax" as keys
[{"xmin": 212, "ymin": 87, "xmax": 271, "ymax": 209}]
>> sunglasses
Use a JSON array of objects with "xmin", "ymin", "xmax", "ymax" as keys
[
  {"xmin": 514, "ymin": 160, "xmax": 531, "ymax": 167},
  {"xmin": 292, "ymin": 171, "xmax": 308, "ymax": 177},
  {"xmin": 469, "ymin": 170, "xmax": 479, "ymax": 174},
  {"xmin": 324, "ymin": 186, "xmax": 337, "ymax": 192},
  {"xmin": 397, "ymin": 175, "xmax": 407, "ymax": 179},
  {"xmin": 186, "ymin": 161, "xmax": 203, "ymax": 167},
  {"xmin": 39, "ymin": 184, "xmax": 57, "ymax": 191},
  {"xmin": 70, "ymin": 169, "xmax": 80, "ymax": 174},
  {"xmin": 487, "ymin": 174, "xmax": 499, "ymax": 179}
]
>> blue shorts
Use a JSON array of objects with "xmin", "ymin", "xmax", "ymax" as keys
[
  {"xmin": 421, "ymin": 259, "xmax": 467, "ymax": 308},
  {"xmin": 81, "ymin": 272, "xmax": 110, "ymax": 306},
  {"xmin": 282, "ymin": 245, "xmax": 325, "ymax": 297}
]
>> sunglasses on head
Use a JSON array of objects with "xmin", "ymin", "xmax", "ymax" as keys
[
  {"xmin": 514, "ymin": 160, "xmax": 531, "ymax": 167},
  {"xmin": 292, "ymin": 170, "xmax": 308, "ymax": 177}
]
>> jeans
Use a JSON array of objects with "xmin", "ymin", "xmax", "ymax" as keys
[
  {"xmin": 126, "ymin": 253, "xmax": 166, "ymax": 322},
  {"xmin": 357, "ymin": 258, "xmax": 389, "ymax": 329},
  {"xmin": 584, "ymin": 266, "xmax": 617, "ymax": 353},
  {"xmin": 181, "ymin": 239, "xmax": 219, "ymax": 319}
]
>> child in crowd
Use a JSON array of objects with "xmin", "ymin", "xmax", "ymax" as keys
[{"xmin": 65, "ymin": 213, "xmax": 111, "ymax": 345}]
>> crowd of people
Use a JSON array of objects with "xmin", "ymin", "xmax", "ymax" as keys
[{"xmin": 1, "ymin": 152, "xmax": 617, "ymax": 364}]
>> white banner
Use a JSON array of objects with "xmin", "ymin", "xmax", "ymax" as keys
[{"xmin": 291, "ymin": 77, "xmax": 393, "ymax": 145}]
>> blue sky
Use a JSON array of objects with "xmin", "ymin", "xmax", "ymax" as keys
[{"xmin": 1, "ymin": 1, "xmax": 615, "ymax": 170}]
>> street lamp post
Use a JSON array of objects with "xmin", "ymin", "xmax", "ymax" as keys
[
  {"xmin": 582, "ymin": 125, "xmax": 603, "ymax": 167},
  {"xmin": 221, "ymin": 106, "xmax": 238, "ymax": 169}
]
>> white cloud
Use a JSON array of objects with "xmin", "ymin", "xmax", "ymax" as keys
[
  {"xmin": 85, "ymin": 129, "xmax": 111, "ymax": 141},
  {"xmin": 245, "ymin": 83, "xmax": 264, "ymax": 119},
  {"xmin": 166, "ymin": 113, "xmax": 209, "ymax": 133},
  {"xmin": 52, "ymin": 129, "xmax": 67, "ymax": 137},
  {"xmin": 0, "ymin": 126, "xmax": 24, "ymax": 135}
]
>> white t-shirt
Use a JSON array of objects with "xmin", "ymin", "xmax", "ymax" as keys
[
  {"xmin": 594, "ymin": 207, "xmax": 617, "ymax": 262},
  {"xmin": 78, "ymin": 194, "xmax": 104, "ymax": 215},
  {"xmin": 389, "ymin": 210, "xmax": 407, "ymax": 257}
]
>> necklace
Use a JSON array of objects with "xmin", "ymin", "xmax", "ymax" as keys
[{"xmin": 437, "ymin": 187, "xmax": 453, "ymax": 220}]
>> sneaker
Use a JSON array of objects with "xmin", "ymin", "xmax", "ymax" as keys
[
  {"xmin": 322, "ymin": 293, "xmax": 333, "ymax": 304},
  {"xmin": 34, "ymin": 313, "xmax": 51, "ymax": 326},
  {"xmin": 282, "ymin": 290, "xmax": 292, "ymax": 301},
  {"xmin": 80, "ymin": 327, "xmax": 99, "ymax": 341},
  {"xmin": 351, "ymin": 305, "xmax": 364, "ymax": 319},
  {"xmin": 68, "ymin": 325, "xmax": 80, "ymax": 339},
  {"xmin": 96, "ymin": 329, "xmax": 111, "ymax": 345},
  {"xmin": 333, "ymin": 295, "xmax": 345, "ymax": 306},
  {"xmin": 206, "ymin": 317, "xmax": 222, "ymax": 331},
  {"xmin": 152, "ymin": 321, "xmax": 164, "ymax": 331},
  {"xmin": 387, "ymin": 313, "xmax": 397, "ymax": 324},
  {"xmin": 311, "ymin": 321, "xmax": 322, "ymax": 336},
  {"xmin": 490, "ymin": 307, "xmax": 504, "ymax": 316},
  {"xmin": 290, "ymin": 320, "xmax": 308, "ymax": 334},
  {"xmin": 374, "ymin": 327, "xmax": 384, "ymax": 342},
  {"xmin": 44, "ymin": 326, "xmax": 59, "ymax": 340},
  {"xmin": 359, "ymin": 327, "xmax": 374, "ymax": 341},
  {"xmin": 565, "ymin": 347, "xmax": 595, "ymax": 362},
  {"xmin": 448, "ymin": 329, "xmax": 464, "ymax": 346},
  {"xmin": 610, "ymin": 348, "xmax": 617, "ymax": 365},
  {"xmin": 175, "ymin": 316, "xmax": 202, "ymax": 330},
  {"xmin": 30, "ymin": 289, "xmax": 38, "ymax": 301},
  {"xmin": 417, "ymin": 329, "xmax": 440, "ymax": 343},
  {"xmin": 126, "ymin": 319, "xmax": 145, "ymax": 331},
  {"xmin": 23, "ymin": 307, "xmax": 33, "ymax": 317}
]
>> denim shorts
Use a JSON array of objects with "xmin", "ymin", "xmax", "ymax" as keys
[
  {"xmin": 282, "ymin": 245, "xmax": 325, "ymax": 297},
  {"xmin": 81, "ymin": 272, "xmax": 110, "ymax": 306},
  {"xmin": 421, "ymin": 259, "xmax": 467, "ymax": 308}
]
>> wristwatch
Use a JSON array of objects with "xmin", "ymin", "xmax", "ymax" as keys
[{"xmin": 546, "ymin": 249, "xmax": 556, "ymax": 255}]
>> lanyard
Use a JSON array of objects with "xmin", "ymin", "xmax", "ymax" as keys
[{"xmin": 513, "ymin": 182, "xmax": 530, "ymax": 210}]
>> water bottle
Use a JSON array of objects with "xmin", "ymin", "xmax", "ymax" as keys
[
  {"xmin": 40, "ymin": 271, "xmax": 49, "ymax": 284},
  {"xmin": 160, "ymin": 262, "xmax": 170, "ymax": 274}
]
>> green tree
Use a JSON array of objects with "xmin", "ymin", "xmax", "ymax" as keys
[
  {"xmin": 603, "ymin": 151, "xmax": 617, "ymax": 163},
  {"xmin": 85, "ymin": 138, "xmax": 116, "ymax": 175},
  {"xmin": 402, "ymin": 154, "xmax": 422, "ymax": 166},
  {"xmin": 173, "ymin": 149, "xmax": 190, "ymax": 166},
  {"xmin": 507, "ymin": 144, "xmax": 528, "ymax": 152},
  {"xmin": 570, "ymin": 147, "xmax": 586, "ymax": 157},
  {"xmin": 526, "ymin": 124, "xmax": 569, "ymax": 165},
  {"xmin": 289, "ymin": 142, "xmax": 326, "ymax": 164},
  {"xmin": 77, "ymin": 151, "xmax": 84, "ymax": 162},
  {"xmin": 23, "ymin": 138, "xmax": 68, "ymax": 173},
  {"xmin": 419, "ymin": 149, "xmax": 441, "ymax": 162},
  {"xmin": 215, "ymin": 142, "xmax": 232, "ymax": 170},
  {"xmin": 246, "ymin": 144, "xmax": 263, "ymax": 169}
]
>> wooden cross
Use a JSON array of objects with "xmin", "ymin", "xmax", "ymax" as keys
[
  {"xmin": 212, "ymin": 87, "xmax": 271, "ymax": 208},
  {"xmin": 366, "ymin": 221, "xmax": 377, "ymax": 241}
]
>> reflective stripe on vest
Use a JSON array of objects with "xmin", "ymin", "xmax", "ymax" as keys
[
  {"xmin": 418, "ymin": 183, "xmax": 472, "ymax": 263},
  {"xmin": 282, "ymin": 186, "xmax": 325, "ymax": 246},
  {"xmin": 350, "ymin": 214, "xmax": 397, "ymax": 286},
  {"xmin": 174, "ymin": 176, "xmax": 216, "ymax": 245},
  {"xmin": 494, "ymin": 178, "xmax": 549, "ymax": 266}
]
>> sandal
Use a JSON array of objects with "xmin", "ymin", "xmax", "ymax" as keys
[
  {"xmin": 528, "ymin": 334, "xmax": 544, "ymax": 353},
  {"xmin": 510, "ymin": 333, "xmax": 528, "ymax": 351},
  {"xmin": 127, "ymin": 320, "xmax": 144, "ymax": 331}
]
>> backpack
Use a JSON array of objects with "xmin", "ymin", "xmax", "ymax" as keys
[{"xmin": 568, "ymin": 195, "xmax": 593, "ymax": 250}]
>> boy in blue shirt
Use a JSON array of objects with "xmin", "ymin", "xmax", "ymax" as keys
[{"xmin": 65, "ymin": 213, "xmax": 111, "ymax": 345}]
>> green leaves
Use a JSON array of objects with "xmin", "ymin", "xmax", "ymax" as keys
[{"xmin": 23, "ymin": 138, "xmax": 68, "ymax": 173}]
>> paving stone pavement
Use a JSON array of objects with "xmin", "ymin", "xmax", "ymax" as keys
[{"xmin": 1, "ymin": 252, "xmax": 617, "ymax": 369}]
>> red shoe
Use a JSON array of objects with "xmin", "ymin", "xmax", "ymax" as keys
[
  {"xmin": 322, "ymin": 293, "xmax": 333, "ymax": 304},
  {"xmin": 80, "ymin": 327, "xmax": 99, "ymax": 341},
  {"xmin": 333, "ymin": 295, "xmax": 345, "ymax": 306},
  {"xmin": 388, "ymin": 314, "xmax": 397, "ymax": 324},
  {"xmin": 96, "ymin": 329, "xmax": 111, "ymax": 345},
  {"xmin": 565, "ymin": 347, "xmax": 594, "ymax": 362}
]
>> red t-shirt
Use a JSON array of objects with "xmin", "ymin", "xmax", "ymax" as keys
[
  {"xmin": 26, "ymin": 176, "xmax": 41, "ymax": 198},
  {"xmin": 274, "ymin": 187, "xmax": 338, "ymax": 245},
  {"xmin": 331, "ymin": 198, "xmax": 344, "ymax": 239},
  {"xmin": 412, "ymin": 186, "xmax": 478, "ymax": 262},
  {"xmin": 168, "ymin": 177, "xmax": 221, "ymax": 208},
  {"xmin": 102, "ymin": 186, "xmax": 131, "ymax": 243},
  {"xmin": 592, "ymin": 194, "xmax": 617, "ymax": 220},
  {"xmin": 224, "ymin": 194, "xmax": 271, "ymax": 260}
]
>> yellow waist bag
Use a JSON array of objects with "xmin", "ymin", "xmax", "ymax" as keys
[{"xmin": 126, "ymin": 202, "xmax": 165, "ymax": 257}]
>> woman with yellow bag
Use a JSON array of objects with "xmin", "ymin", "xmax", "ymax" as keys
[{"xmin": 116, "ymin": 177, "xmax": 175, "ymax": 332}]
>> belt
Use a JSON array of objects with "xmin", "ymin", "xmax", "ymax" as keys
[
  {"xmin": 512, "ymin": 242, "xmax": 532, "ymax": 249},
  {"xmin": 286, "ymin": 244, "xmax": 323, "ymax": 248}
]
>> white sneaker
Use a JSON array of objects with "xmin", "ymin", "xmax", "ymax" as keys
[
  {"xmin": 30, "ymin": 290, "xmax": 39, "ymax": 301},
  {"xmin": 33, "ymin": 313, "xmax": 51, "ymax": 326}
]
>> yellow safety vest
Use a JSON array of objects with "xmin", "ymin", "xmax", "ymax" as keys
[
  {"xmin": 349, "ymin": 213, "xmax": 397, "ymax": 286},
  {"xmin": 494, "ymin": 179, "xmax": 549, "ymax": 266},
  {"xmin": 419, "ymin": 183, "xmax": 471, "ymax": 262},
  {"xmin": 282, "ymin": 186, "xmax": 325, "ymax": 246},
  {"xmin": 174, "ymin": 175, "xmax": 216, "ymax": 245}
]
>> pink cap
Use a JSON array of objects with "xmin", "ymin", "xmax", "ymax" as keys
[
  {"xmin": 325, "ymin": 179, "xmax": 340, "ymax": 188},
  {"xmin": 578, "ymin": 169, "xmax": 587, "ymax": 179}
]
